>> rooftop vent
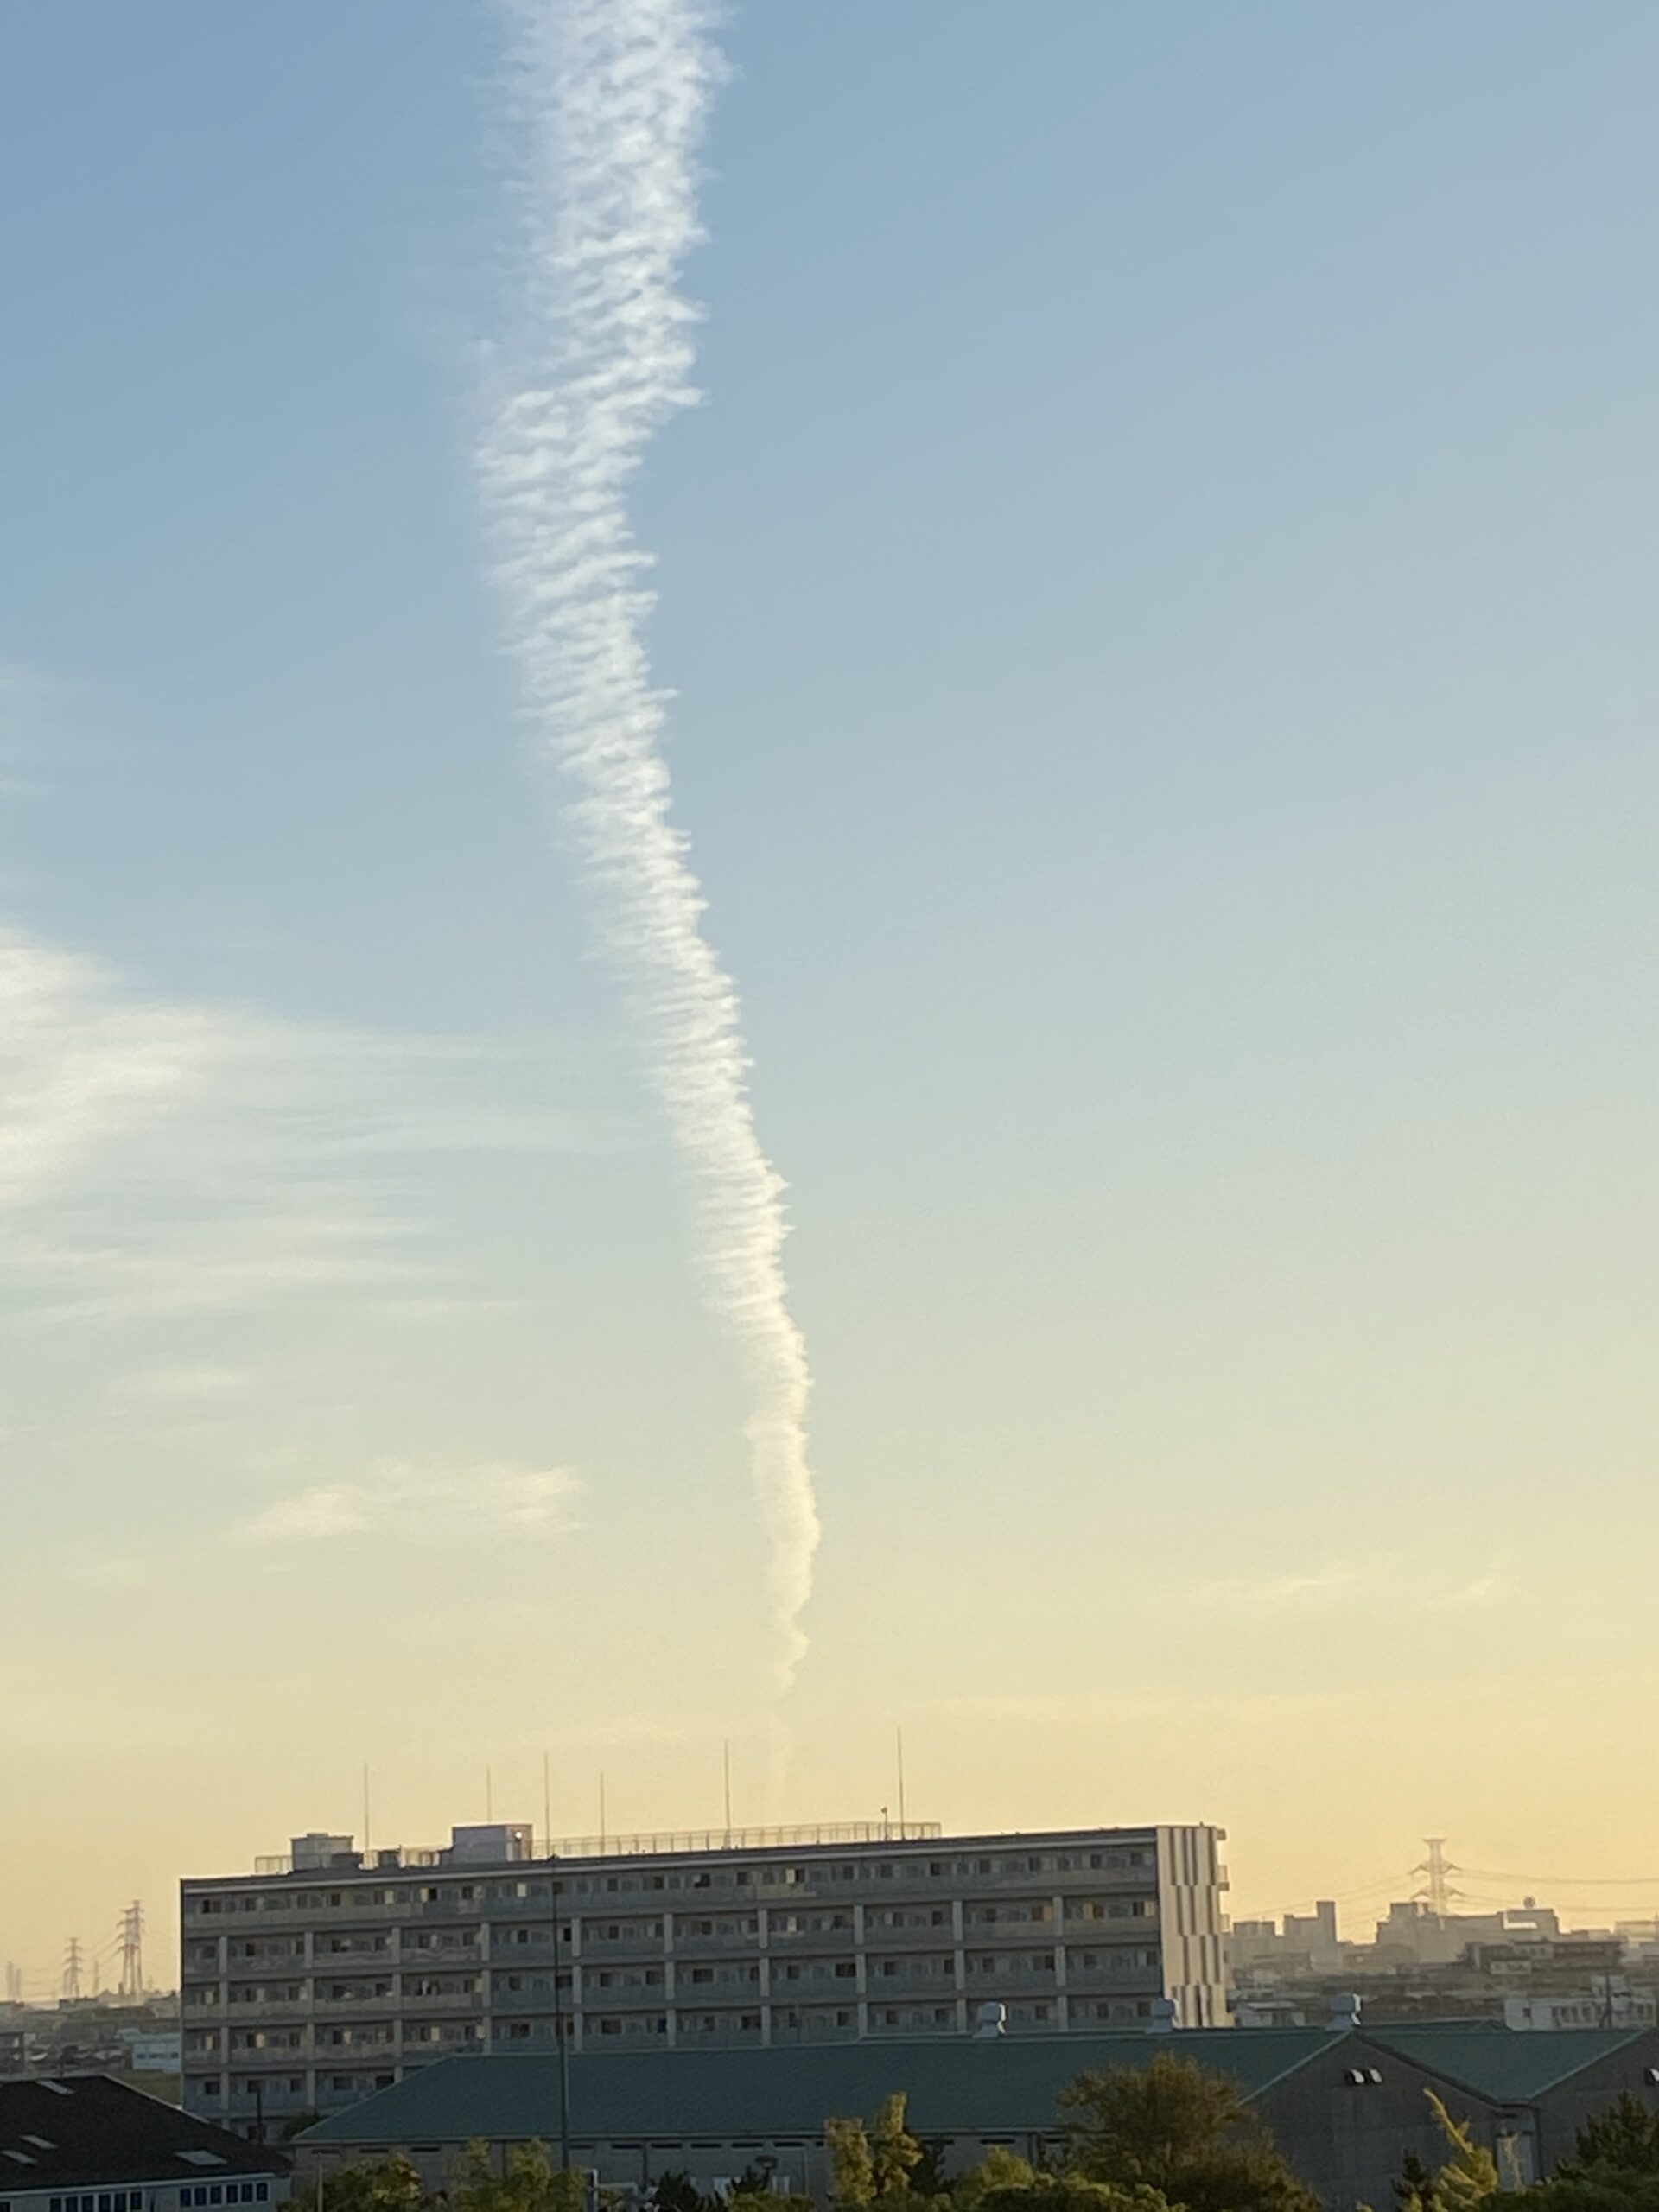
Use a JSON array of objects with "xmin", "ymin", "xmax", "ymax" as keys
[
  {"xmin": 1147, "ymin": 1998, "xmax": 1179, "ymax": 2036},
  {"xmin": 1327, "ymin": 1993, "xmax": 1363, "ymax": 2032},
  {"xmin": 972, "ymin": 2002, "xmax": 1007, "ymax": 2040}
]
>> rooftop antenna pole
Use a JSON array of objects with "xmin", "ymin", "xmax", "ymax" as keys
[
  {"xmin": 723, "ymin": 1739, "xmax": 733, "ymax": 1844},
  {"xmin": 362, "ymin": 1764, "xmax": 372, "ymax": 1858},
  {"xmin": 543, "ymin": 1751, "xmax": 552, "ymax": 1858},
  {"xmin": 599, "ymin": 1771, "xmax": 607, "ymax": 1853},
  {"xmin": 486, "ymin": 1766, "xmax": 493, "ymax": 1822},
  {"xmin": 896, "ymin": 1726, "xmax": 907, "ymax": 1834}
]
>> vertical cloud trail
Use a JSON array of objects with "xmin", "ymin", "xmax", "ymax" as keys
[{"xmin": 480, "ymin": 0, "xmax": 820, "ymax": 1690}]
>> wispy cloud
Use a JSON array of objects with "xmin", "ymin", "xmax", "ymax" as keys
[
  {"xmin": 0, "ymin": 923, "xmax": 620, "ymax": 1323},
  {"xmin": 1427, "ymin": 1573, "xmax": 1503, "ymax": 1611},
  {"xmin": 1197, "ymin": 1562, "xmax": 1509, "ymax": 1616},
  {"xmin": 239, "ymin": 1459, "xmax": 580, "ymax": 1548},
  {"xmin": 1199, "ymin": 1567, "xmax": 1359, "ymax": 1607},
  {"xmin": 112, "ymin": 1363, "xmax": 251, "ymax": 1407}
]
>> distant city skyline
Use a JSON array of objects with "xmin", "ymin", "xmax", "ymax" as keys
[{"xmin": 4, "ymin": 3, "xmax": 1659, "ymax": 1977}]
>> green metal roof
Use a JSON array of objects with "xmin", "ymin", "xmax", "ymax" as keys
[
  {"xmin": 300, "ymin": 2031, "xmax": 1334, "ymax": 2149},
  {"xmin": 1364, "ymin": 2026, "xmax": 1649, "ymax": 2104}
]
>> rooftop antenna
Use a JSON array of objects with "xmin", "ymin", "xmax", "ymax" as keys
[
  {"xmin": 543, "ymin": 1751, "xmax": 552, "ymax": 1858},
  {"xmin": 722, "ymin": 1739, "xmax": 733, "ymax": 1843},
  {"xmin": 598, "ymin": 1770, "xmax": 607, "ymax": 1853},
  {"xmin": 362, "ymin": 1764, "xmax": 372, "ymax": 1858},
  {"xmin": 896, "ymin": 1726, "xmax": 907, "ymax": 1834},
  {"xmin": 486, "ymin": 1766, "xmax": 494, "ymax": 1822}
]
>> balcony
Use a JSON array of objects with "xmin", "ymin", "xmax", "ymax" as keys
[
  {"xmin": 575, "ymin": 1980, "xmax": 669, "ymax": 2010},
  {"xmin": 577, "ymin": 1929, "xmax": 665, "ymax": 1959},
  {"xmin": 1065, "ymin": 1961, "xmax": 1159, "ymax": 1990},
  {"xmin": 863, "ymin": 1973, "xmax": 961, "ymax": 1999},
  {"xmin": 402, "ymin": 1990, "xmax": 485, "ymax": 2012}
]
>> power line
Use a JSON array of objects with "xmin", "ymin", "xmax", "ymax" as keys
[{"xmin": 1459, "ymin": 1866, "xmax": 1659, "ymax": 1889}]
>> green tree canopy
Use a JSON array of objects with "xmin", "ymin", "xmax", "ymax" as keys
[
  {"xmin": 949, "ymin": 2146, "xmax": 1040, "ymax": 2211},
  {"xmin": 1564, "ymin": 2099, "xmax": 1659, "ymax": 2179},
  {"xmin": 827, "ymin": 2117, "xmax": 878, "ymax": 2212},
  {"xmin": 314, "ymin": 2156, "xmax": 428, "ymax": 2212},
  {"xmin": 448, "ymin": 2141, "xmax": 583, "ymax": 2212},
  {"xmin": 1421, "ymin": 2094, "xmax": 1499, "ymax": 2212},
  {"xmin": 1497, "ymin": 2171, "xmax": 1659, "ymax": 2212},
  {"xmin": 871, "ymin": 2096, "xmax": 925, "ymax": 2202},
  {"xmin": 976, "ymin": 2177, "xmax": 1176, "ymax": 2212},
  {"xmin": 1058, "ymin": 2055, "xmax": 1318, "ymax": 2212}
]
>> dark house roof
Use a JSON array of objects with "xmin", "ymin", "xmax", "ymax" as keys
[
  {"xmin": 1363, "ymin": 2026, "xmax": 1656, "ymax": 2104},
  {"xmin": 302, "ymin": 2029, "xmax": 1338, "ymax": 2148},
  {"xmin": 0, "ymin": 2078, "xmax": 290, "ymax": 2192}
]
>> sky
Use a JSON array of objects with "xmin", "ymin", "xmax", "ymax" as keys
[{"xmin": 3, "ymin": 0, "xmax": 1659, "ymax": 1994}]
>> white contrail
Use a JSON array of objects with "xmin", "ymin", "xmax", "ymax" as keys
[{"xmin": 480, "ymin": 0, "xmax": 820, "ymax": 1691}]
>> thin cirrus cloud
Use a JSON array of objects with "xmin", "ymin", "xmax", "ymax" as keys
[
  {"xmin": 238, "ymin": 1460, "xmax": 581, "ymax": 1548},
  {"xmin": 0, "ymin": 921, "xmax": 623, "ymax": 1324},
  {"xmin": 1201, "ymin": 1566, "xmax": 1507, "ymax": 1612}
]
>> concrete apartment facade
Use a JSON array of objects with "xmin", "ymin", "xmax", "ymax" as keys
[{"xmin": 179, "ymin": 1821, "xmax": 1228, "ymax": 2130}]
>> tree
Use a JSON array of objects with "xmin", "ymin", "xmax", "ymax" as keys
[
  {"xmin": 1058, "ymin": 2056, "xmax": 1318, "ymax": 2212},
  {"xmin": 908, "ymin": 2140, "xmax": 953, "ymax": 2199},
  {"xmin": 827, "ymin": 2118, "xmax": 876, "ymax": 2212},
  {"xmin": 976, "ymin": 2178, "xmax": 1175, "ymax": 2212},
  {"xmin": 649, "ymin": 2176, "xmax": 706, "ymax": 2212},
  {"xmin": 315, "ymin": 2156, "xmax": 428, "ymax": 2212},
  {"xmin": 728, "ymin": 2190, "xmax": 813, "ymax": 2212},
  {"xmin": 1565, "ymin": 2098, "xmax": 1659, "ymax": 2179},
  {"xmin": 950, "ymin": 2147, "xmax": 1039, "ymax": 2211},
  {"xmin": 1394, "ymin": 2150, "xmax": 1439, "ymax": 2212},
  {"xmin": 1422, "ymin": 2094, "xmax": 1499, "ymax": 2212},
  {"xmin": 448, "ymin": 2141, "xmax": 584, "ymax": 2212},
  {"xmin": 1499, "ymin": 2172, "xmax": 1659, "ymax": 2212},
  {"xmin": 872, "ymin": 2097, "xmax": 925, "ymax": 2202}
]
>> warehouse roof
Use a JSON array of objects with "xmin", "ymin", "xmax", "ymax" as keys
[
  {"xmin": 0, "ymin": 2076, "xmax": 289, "ymax": 2192},
  {"xmin": 1363, "ymin": 2026, "xmax": 1654, "ymax": 2104},
  {"xmin": 302, "ymin": 2030, "xmax": 1336, "ymax": 2148}
]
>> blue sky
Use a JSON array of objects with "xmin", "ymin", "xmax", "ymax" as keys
[{"xmin": 3, "ymin": 2, "xmax": 1659, "ymax": 1986}]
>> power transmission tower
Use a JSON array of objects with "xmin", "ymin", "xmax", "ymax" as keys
[
  {"xmin": 1414, "ymin": 1837, "xmax": 1461, "ymax": 1916},
  {"xmin": 60, "ymin": 1938, "xmax": 83, "ymax": 2003},
  {"xmin": 117, "ymin": 1903, "xmax": 144, "ymax": 1998}
]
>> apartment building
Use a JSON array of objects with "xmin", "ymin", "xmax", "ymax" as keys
[{"xmin": 179, "ymin": 1819, "xmax": 1227, "ymax": 2130}]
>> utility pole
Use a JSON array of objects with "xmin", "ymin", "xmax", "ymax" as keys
[{"xmin": 61, "ymin": 1938, "xmax": 83, "ymax": 2003}]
